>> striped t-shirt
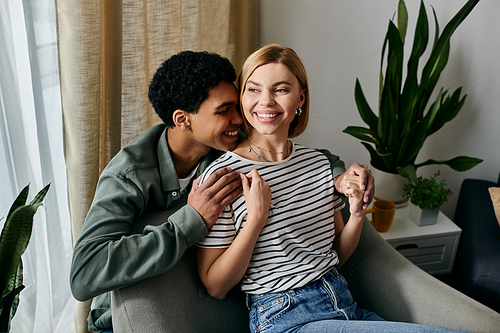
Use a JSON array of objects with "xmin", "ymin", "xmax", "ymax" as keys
[{"xmin": 196, "ymin": 142, "xmax": 345, "ymax": 294}]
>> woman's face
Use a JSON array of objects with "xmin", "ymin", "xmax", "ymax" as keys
[{"xmin": 242, "ymin": 62, "xmax": 305, "ymax": 138}]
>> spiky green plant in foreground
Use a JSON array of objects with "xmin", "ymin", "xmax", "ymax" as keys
[
  {"xmin": 343, "ymin": 0, "xmax": 482, "ymax": 182},
  {"xmin": 0, "ymin": 184, "xmax": 50, "ymax": 332}
]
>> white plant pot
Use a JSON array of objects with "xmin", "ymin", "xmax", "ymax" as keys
[
  {"xmin": 370, "ymin": 165, "xmax": 408, "ymax": 204},
  {"xmin": 409, "ymin": 203, "xmax": 440, "ymax": 226}
]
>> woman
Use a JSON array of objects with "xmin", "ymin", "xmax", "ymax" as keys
[{"xmin": 196, "ymin": 44, "xmax": 462, "ymax": 333}]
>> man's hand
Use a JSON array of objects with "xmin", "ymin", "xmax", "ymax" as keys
[
  {"xmin": 188, "ymin": 167, "xmax": 242, "ymax": 228},
  {"xmin": 334, "ymin": 163, "xmax": 374, "ymax": 209}
]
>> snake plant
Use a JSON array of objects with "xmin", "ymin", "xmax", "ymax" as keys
[
  {"xmin": 343, "ymin": 0, "xmax": 482, "ymax": 182},
  {"xmin": 0, "ymin": 183, "xmax": 50, "ymax": 332}
]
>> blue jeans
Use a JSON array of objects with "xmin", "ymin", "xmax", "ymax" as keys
[{"xmin": 246, "ymin": 268, "xmax": 463, "ymax": 333}]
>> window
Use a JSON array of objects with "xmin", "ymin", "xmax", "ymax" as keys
[{"xmin": 0, "ymin": 0, "xmax": 74, "ymax": 331}]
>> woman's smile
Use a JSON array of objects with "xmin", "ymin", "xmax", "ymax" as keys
[{"xmin": 253, "ymin": 111, "xmax": 282, "ymax": 122}]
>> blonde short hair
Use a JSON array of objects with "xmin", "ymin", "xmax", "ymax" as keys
[{"xmin": 238, "ymin": 44, "xmax": 309, "ymax": 138}]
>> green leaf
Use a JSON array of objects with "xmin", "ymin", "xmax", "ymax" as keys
[
  {"xmin": 396, "ymin": 117, "xmax": 430, "ymax": 166},
  {"xmin": 361, "ymin": 142, "xmax": 391, "ymax": 172},
  {"xmin": 431, "ymin": 6, "xmax": 440, "ymax": 48},
  {"xmin": 0, "ymin": 286, "xmax": 24, "ymax": 332},
  {"xmin": 400, "ymin": 59, "xmax": 419, "ymax": 132},
  {"xmin": 1, "ymin": 261, "xmax": 22, "ymax": 307},
  {"xmin": 0, "ymin": 262, "xmax": 23, "ymax": 332},
  {"xmin": 397, "ymin": 164, "xmax": 418, "ymax": 183},
  {"xmin": 379, "ymin": 21, "xmax": 403, "ymax": 148},
  {"xmin": 0, "ymin": 204, "xmax": 40, "ymax": 299},
  {"xmin": 30, "ymin": 183, "xmax": 50, "ymax": 205},
  {"xmin": 5, "ymin": 185, "xmax": 30, "ymax": 224},
  {"xmin": 385, "ymin": 111, "xmax": 400, "ymax": 164},
  {"xmin": 343, "ymin": 126, "xmax": 379, "ymax": 144},
  {"xmin": 421, "ymin": 0, "xmax": 480, "ymax": 87},
  {"xmin": 397, "ymin": 0, "xmax": 408, "ymax": 43},
  {"xmin": 418, "ymin": 0, "xmax": 478, "ymax": 115},
  {"xmin": 416, "ymin": 156, "xmax": 483, "ymax": 171},
  {"xmin": 444, "ymin": 87, "xmax": 467, "ymax": 122},
  {"xmin": 413, "ymin": 0, "xmax": 429, "ymax": 60},
  {"xmin": 427, "ymin": 87, "xmax": 466, "ymax": 136},
  {"xmin": 9, "ymin": 261, "xmax": 23, "ymax": 325},
  {"xmin": 400, "ymin": 2, "xmax": 430, "ymax": 130},
  {"xmin": 354, "ymin": 79, "xmax": 378, "ymax": 130},
  {"xmin": 423, "ymin": 87, "xmax": 445, "ymax": 133},
  {"xmin": 379, "ymin": 20, "xmax": 403, "ymax": 111},
  {"xmin": 418, "ymin": 40, "xmax": 451, "ymax": 114}
]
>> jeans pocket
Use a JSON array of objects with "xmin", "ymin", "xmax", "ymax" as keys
[{"xmin": 249, "ymin": 292, "xmax": 292, "ymax": 332}]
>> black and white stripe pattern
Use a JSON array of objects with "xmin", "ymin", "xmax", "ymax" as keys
[{"xmin": 197, "ymin": 142, "xmax": 345, "ymax": 294}]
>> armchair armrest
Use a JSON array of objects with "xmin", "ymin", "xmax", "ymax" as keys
[
  {"xmin": 111, "ymin": 208, "xmax": 249, "ymax": 333},
  {"xmin": 340, "ymin": 217, "xmax": 500, "ymax": 332}
]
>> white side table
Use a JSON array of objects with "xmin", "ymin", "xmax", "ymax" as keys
[{"xmin": 377, "ymin": 205, "xmax": 462, "ymax": 275}]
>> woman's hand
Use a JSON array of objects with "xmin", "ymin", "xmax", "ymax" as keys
[
  {"xmin": 197, "ymin": 169, "xmax": 271, "ymax": 300},
  {"xmin": 240, "ymin": 169, "xmax": 272, "ymax": 228},
  {"xmin": 342, "ymin": 175, "xmax": 367, "ymax": 218},
  {"xmin": 334, "ymin": 175, "xmax": 367, "ymax": 268}
]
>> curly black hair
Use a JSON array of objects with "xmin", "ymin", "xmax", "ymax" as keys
[{"xmin": 148, "ymin": 50, "xmax": 236, "ymax": 127}]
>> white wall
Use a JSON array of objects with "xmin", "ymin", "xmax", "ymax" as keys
[{"xmin": 260, "ymin": 0, "xmax": 500, "ymax": 218}]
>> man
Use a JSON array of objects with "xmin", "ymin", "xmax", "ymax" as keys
[{"xmin": 69, "ymin": 50, "xmax": 374, "ymax": 332}]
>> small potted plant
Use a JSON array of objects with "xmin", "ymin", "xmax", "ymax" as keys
[{"xmin": 403, "ymin": 172, "xmax": 452, "ymax": 226}]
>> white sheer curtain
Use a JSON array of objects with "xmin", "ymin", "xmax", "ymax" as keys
[{"xmin": 0, "ymin": 0, "xmax": 74, "ymax": 332}]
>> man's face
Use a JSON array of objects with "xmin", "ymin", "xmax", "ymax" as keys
[{"xmin": 188, "ymin": 81, "xmax": 243, "ymax": 152}]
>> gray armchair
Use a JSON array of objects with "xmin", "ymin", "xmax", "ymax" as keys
[{"xmin": 111, "ymin": 201, "xmax": 500, "ymax": 332}]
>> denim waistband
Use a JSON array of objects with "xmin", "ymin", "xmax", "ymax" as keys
[{"xmin": 245, "ymin": 267, "xmax": 342, "ymax": 308}]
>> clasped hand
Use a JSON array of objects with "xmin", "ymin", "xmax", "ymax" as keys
[
  {"xmin": 336, "ymin": 163, "xmax": 375, "ymax": 210},
  {"xmin": 341, "ymin": 174, "xmax": 367, "ymax": 218}
]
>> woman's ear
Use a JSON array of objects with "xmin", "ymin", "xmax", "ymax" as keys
[
  {"xmin": 298, "ymin": 89, "xmax": 306, "ymax": 109},
  {"xmin": 173, "ymin": 110, "xmax": 191, "ymax": 130}
]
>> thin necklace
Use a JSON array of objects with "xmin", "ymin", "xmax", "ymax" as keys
[
  {"xmin": 247, "ymin": 139, "xmax": 285, "ymax": 154},
  {"xmin": 246, "ymin": 139, "xmax": 289, "ymax": 162}
]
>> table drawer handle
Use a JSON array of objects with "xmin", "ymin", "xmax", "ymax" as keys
[{"xmin": 396, "ymin": 244, "xmax": 418, "ymax": 250}]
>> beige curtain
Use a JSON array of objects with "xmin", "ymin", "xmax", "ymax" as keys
[{"xmin": 55, "ymin": 1, "xmax": 258, "ymax": 332}]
